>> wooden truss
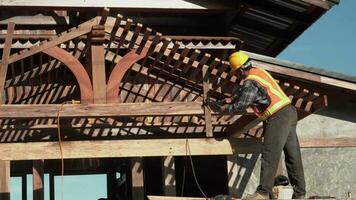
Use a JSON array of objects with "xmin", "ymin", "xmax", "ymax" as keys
[{"xmin": 0, "ymin": 9, "xmax": 328, "ymax": 155}]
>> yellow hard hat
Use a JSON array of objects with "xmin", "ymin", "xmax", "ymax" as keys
[{"xmin": 229, "ymin": 51, "xmax": 249, "ymax": 71}]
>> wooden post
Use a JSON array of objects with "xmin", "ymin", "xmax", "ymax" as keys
[
  {"xmin": 88, "ymin": 25, "xmax": 106, "ymax": 103},
  {"xmin": 162, "ymin": 156, "xmax": 176, "ymax": 196},
  {"xmin": 106, "ymin": 164, "xmax": 116, "ymax": 200},
  {"xmin": 0, "ymin": 22, "xmax": 15, "ymax": 103},
  {"xmin": 0, "ymin": 23, "xmax": 14, "ymax": 200},
  {"xmin": 202, "ymin": 65, "xmax": 213, "ymax": 137},
  {"xmin": 33, "ymin": 160, "xmax": 44, "ymax": 200},
  {"xmin": 49, "ymin": 172, "xmax": 55, "ymax": 200},
  {"xmin": 22, "ymin": 174, "xmax": 27, "ymax": 200},
  {"xmin": 131, "ymin": 157, "xmax": 144, "ymax": 200},
  {"xmin": 0, "ymin": 160, "xmax": 10, "ymax": 200}
]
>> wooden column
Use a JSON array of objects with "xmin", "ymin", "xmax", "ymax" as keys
[
  {"xmin": 0, "ymin": 22, "xmax": 14, "ymax": 103},
  {"xmin": 0, "ymin": 22, "xmax": 14, "ymax": 200},
  {"xmin": 106, "ymin": 165, "xmax": 116, "ymax": 200},
  {"xmin": 49, "ymin": 172, "xmax": 55, "ymax": 200},
  {"xmin": 22, "ymin": 174, "xmax": 27, "ymax": 200},
  {"xmin": 131, "ymin": 157, "xmax": 144, "ymax": 200},
  {"xmin": 0, "ymin": 160, "xmax": 10, "ymax": 200},
  {"xmin": 162, "ymin": 156, "xmax": 176, "ymax": 196},
  {"xmin": 33, "ymin": 160, "xmax": 44, "ymax": 200},
  {"xmin": 202, "ymin": 65, "xmax": 213, "ymax": 137},
  {"xmin": 88, "ymin": 25, "xmax": 107, "ymax": 103}
]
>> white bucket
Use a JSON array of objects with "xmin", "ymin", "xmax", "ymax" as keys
[{"xmin": 277, "ymin": 186, "xmax": 294, "ymax": 199}]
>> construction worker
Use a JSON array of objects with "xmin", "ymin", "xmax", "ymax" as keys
[{"xmin": 208, "ymin": 51, "xmax": 306, "ymax": 199}]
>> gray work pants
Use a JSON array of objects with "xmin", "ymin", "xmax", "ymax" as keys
[{"xmin": 257, "ymin": 105, "xmax": 306, "ymax": 197}]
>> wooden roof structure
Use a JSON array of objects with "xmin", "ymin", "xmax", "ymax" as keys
[
  {"xmin": 2, "ymin": 7, "xmax": 351, "ymax": 160},
  {"xmin": 1, "ymin": 2, "xmax": 356, "ymax": 199}
]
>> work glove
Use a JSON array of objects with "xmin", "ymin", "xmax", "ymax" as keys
[{"xmin": 205, "ymin": 98, "xmax": 224, "ymax": 112}]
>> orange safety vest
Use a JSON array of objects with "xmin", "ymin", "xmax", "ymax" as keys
[{"xmin": 245, "ymin": 67, "xmax": 291, "ymax": 120}]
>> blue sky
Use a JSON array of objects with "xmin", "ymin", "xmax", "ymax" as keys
[
  {"xmin": 278, "ymin": 0, "xmax": 356, "ymax": 77},
  {"xmin": 9, "ymin": 1, "xmax": 356, "ymax": 199},
  {"xmin": 11, "ymin": 174, "xmax": 107, "ymax": 200}
]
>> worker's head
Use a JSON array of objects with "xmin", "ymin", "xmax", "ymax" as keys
[{"xmin": 228, "ymin": 51, "xmax": 251, "ymax": 72}]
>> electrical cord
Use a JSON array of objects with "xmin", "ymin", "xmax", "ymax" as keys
[
  {"xmin": 56, "ymin": 100, "xmax": 80, "ymax": 200},
  {"xmin": 185, "ymin": 138, "xmax": 208, "ymax": 199}
]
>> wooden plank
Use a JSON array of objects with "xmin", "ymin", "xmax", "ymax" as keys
[
  {"xmin": 33, "ymin": 160, "xmax": 44, "ymax": 200},
  {"xmin": 0, "ymin": 22, "xmax": 15, "ymax": 104},
  {"xmin": 0, "ymin": 102, "xmax": 219, "ymax": 119},
  {"xmin": 202, "ymin": 65, "xmax": 213, "ymax": 137},
  {"xmin": 131, "ymin": 157, "xmax": 144, "ymax": 200},
  {"xmin": 0, "ymin": 138, "xmax": 233, "ymax": 160},
  {"xmin": 0, "ymin": 160, "xmax": 10, "ymax": 200},
  {"xmin": 299, "ymin": 138, "xmax": 356, "ymax": 148},
  {"xmin": 162, "ymin": 156, "xmax": 176, "ymax": 196}
]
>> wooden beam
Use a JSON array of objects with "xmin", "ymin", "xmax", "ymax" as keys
[
  {"xmin": 228, "ymin": 138, "xmax": 356, "ymax": 154},
  {"xmin": 0, "ymin": 138, "xmax": 233, "ymax": 160},
  {"xmin": 0, "ymin": 102, "xmax": 233, "ymax": 119},
  {"xmin": 301, "ymin": 0, "xmax": 334, "ymax": 9},
  {"xmin": 33, "ymin": 160, "xmax": 44, "ymax": 200},
  {"xmin": 0, "ymin": 15, "xmax": 70, "ymax": 25},
  {"xmin": 131, "ymin": 157, "xmax": 144, "ymax": 200},
  {"xmin": 0, "ymin": 160, "xmax": 10, "ymax": 200},
  {"xmin": 0, "ymin": 0, "xmax": 234, "ymax": 10},
  {"xmin": 249, "ymin": 58, "xmax": 356, "ymax": 91},
  {"xmin": 0, "ymin": 22, "xmax": 15, "ymax": 104}
]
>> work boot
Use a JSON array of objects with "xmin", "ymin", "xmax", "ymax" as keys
[
  {"xmin": 292, "ymin": 194, "xmax": 305, "ymax": 199},
  {"xmin": 243, "ymin": 192, "xmax": 269, "ymax": 200},
  {"xmin": 213, "ymin": 194, "xmax": 233, "ymax": 200}
]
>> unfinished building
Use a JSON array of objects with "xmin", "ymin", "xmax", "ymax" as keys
[{"xmin": 0, "ymin": 0, "xmax": 355, "ymax": 199}]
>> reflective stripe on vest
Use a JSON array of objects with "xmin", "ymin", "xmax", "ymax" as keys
[{"xmin": 246, "ymin": 69, "xmax": 291, "ymax": 120}]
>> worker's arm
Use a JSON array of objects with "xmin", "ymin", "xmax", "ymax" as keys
[{"xmin": 224, "ymin": 80, "xmax": 259, "ymax": 114}]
